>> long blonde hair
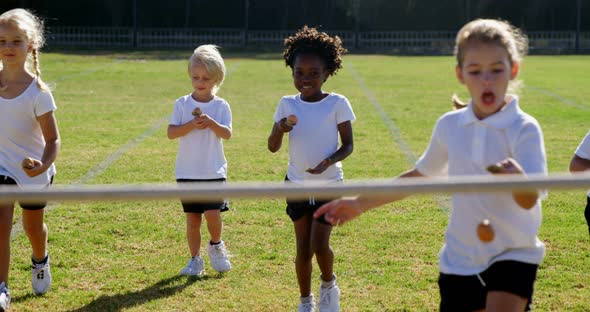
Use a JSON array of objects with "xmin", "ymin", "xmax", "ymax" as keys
[
  {"xmin": 452, "ymin": 19, "xmax": 528, "ymax": 109},
  {"xmin": 0, "ymin": 8, "xmax": 49, "ymax": 91}
]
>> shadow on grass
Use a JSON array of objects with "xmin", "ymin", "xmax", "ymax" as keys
[
  {"xmin": 11, "ymin": 292, "xmax": 36, "ymax": 303},
  {"xmin": 64, "ymin": 274, "xmax": 211, "ymax": 312}
]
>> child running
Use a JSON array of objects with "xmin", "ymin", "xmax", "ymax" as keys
[
  {"xmin": 167, "ymin": 45, "xmax": 232, "ymax": 277},
  {"xmin": 267, "ymin": 26, "xmax": 354, "ymax": 312},
  {"xmin": 569, "ymin": 131, "xmax": 590, "ymax": 236},
  {"xmin": 0, "ymin": 8, "xmax": 60, "ymax": 311},
  {"xmin": 315, "ymin": 19, "xmax": 546, "ymax": 311}
]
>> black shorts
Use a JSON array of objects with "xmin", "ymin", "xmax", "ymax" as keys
[
  {"xmin": 284, "ymin": 176, "xmax": 340, "ymax": 225},
  {"xmin": 177, "ymin": 178, "xmax": 229, "ymax": 214},
  {"xmin": 0, "ymin": 175, "xmax": 53, "ymax": 210},
  {"xmin": 286, "ymin": 197, "xmax": 332, "ymax": 225},
  {"xmin": 438, "ymin": 260, "xmax": 538, "ymax": 312}
]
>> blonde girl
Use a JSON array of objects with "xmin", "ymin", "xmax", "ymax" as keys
[
  {"xmin": 0, "ymin": 8, "xmax": 60, "ymax": 311},
  {"xmin": 316, "ymin": 19, "xmax": 546, "ymax": 312}
]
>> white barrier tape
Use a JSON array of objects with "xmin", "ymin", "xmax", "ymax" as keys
[{"xmin": 1, "ymin": 173, "xmax": 590, "ymax": 203}]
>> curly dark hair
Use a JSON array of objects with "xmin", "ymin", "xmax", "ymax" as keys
[{"xmin": 283, "ymin": 25, "xmax": 347, "ymax": 76}]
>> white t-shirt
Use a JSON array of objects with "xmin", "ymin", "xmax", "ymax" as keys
[
  {"xmin": 574, "ymin": 130, "xmax": 590, "ymax": 197},
  {"xmin": 169, "ymin": 95, "xmax": 232, "ymax": 179},
  {"xmin": 415, "ymin": 95, "xmax": 547, "ymax": 275},
  {"xmin": 0, "ymin": 79, "xmax": 57, "ymax": 186},
  {"xmin": 273, "ymin": 93, "xmax": 355, "ymax": 183}
]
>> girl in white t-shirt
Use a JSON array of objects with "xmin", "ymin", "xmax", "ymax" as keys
[
  {"xmin": 315, "ymin": 19, "xmax": 546, "ymax": 311},
  {"xmin": 167, "ymin": 45, "xmax": 232, "ymax": 277},
  {"xmin": 267, "ymin": 26, "xmax": 355, "ymax": 312},
  {"xmin": 569, "ymin": 131, "xmax": 590, "ymax": 236},
  {"xmin": 0, "ymin": 9, "xmax": 60, "ymax": 309}
]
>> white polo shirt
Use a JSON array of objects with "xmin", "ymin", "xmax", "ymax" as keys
[
  {"xmin": 574, "ymin": 130, "xmax": 590, "ymax": 197},
  {"xmin": 273, "ymin": 93, "xmax": 355, "ymax": 183},
  {"xmin": 169, "ymin": 95, "xmax": 232, "ymax": 179},
  {"xmin": 0, "ymin": 79, "xmax": 57, "ymax": 186},
  {"xmin": 416, "ymin": 95, "xmax": 547, "ymax": 275}
]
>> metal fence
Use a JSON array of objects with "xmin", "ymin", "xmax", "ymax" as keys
[
  {"xmin": 138, "ymin": 28, "xmax": 245, "ymax": 48},
  {"xmin": 46, "ymin": 27, "xmax": 590, "ymax": 54},
  {"xmin": 49, "ymin": 27, "xmax": 133, "ymax": 47}
]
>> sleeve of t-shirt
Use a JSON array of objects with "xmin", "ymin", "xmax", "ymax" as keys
[
  {"xmin": 34, "ymin": 90, "xmax": 57, "ymax": 117},
  {"xmin": 335, "ymin": 96, "xmax": 356, "ymax": 124},
  {"xmin": 273, "ymin": 98, "xmax": 288, "ymax": 123},
  {"xmin": 415, "ymin": 117, "xmax": 448, "ymax": 176},
  {"xmin": 514, "ymin": 122, "xmax": 547, "ymax": 176},
  {"xmin": 169, "ymin": 98, "xmax": 184, "ymax": 126},
  {"xmin": 513, "ymin": 121, "xmax": 548, "ymax": 198},
  {"xmin": 575, "ymin": 130, "xmax": 590, "ymax": 160},
  {"xmin": 220, "ymin": 100, "xmax": 232, "ymax": 129}
]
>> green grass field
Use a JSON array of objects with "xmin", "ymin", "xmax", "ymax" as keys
[{"xmin": 6, "ymin": 52, "xmax": 590, "ymax": 311}]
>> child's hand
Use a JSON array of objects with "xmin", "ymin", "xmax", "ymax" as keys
[
  {"xmin": 22, "ymin": 157, "xmax": 44, "ymax": 177},
  {"xmin": 486, "ymin": 158, "xmax": 525, "ymax": 175},
  {"xmin": 487, "ymin": 158, "xmax": 537, "ymax": 209},
  {"xmin": 193, "ymin": 114, "xmax": 213, "ymax": 129},
  {"xmin": 278, "ymin": 117, "xmax": 295, "ymax": 133},
  {"xmin": 313, "ymin": 198, "xmax": 364, "ymax": 226},
  {"xmin": 306, "ymin": 158, "xmax": 332, "ymax": 174}
]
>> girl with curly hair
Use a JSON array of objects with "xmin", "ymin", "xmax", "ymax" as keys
[{"xmin": 267, "ymin": 25, "xmax": 354, "ymax": 312}]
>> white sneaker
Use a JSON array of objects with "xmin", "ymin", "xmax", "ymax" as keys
[
  {"xmin": 0, "ymin": 282, "xmax": 10, "ymax": 312},
  {"xmin": 318, "ymin": 280, "xmax": 340, "ymax": 312},
  {"xmin": 297, "ymin": 297, "xmax": 316, "ymax": 312},
  {"xmin": 31, "ymin": 255, "xmax": 51, "ymax": 295},
  {"xmin": 180, "ymin": 256, "xmax": 204, "ymax": 276},
  {"xmin": 207, "ymin": 241, "xmax": 231, "ymax": 273}
]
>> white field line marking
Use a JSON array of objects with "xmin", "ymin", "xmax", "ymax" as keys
[
  {"xmin": 10, "ymin": 116, "xmax": 169, "ymax": 240},
  {"xmin": 11, "ymin": 61, "xmax": 121, "ymax": 239},
  {"xmin": 10, "ymin": 63, "xmax": 239, "ymax": 239},
  {"xmin": 348, "ymin": 64, "xmax": 417, "ymax": 164},
  {"xmin": 348, "ymin": 63, "xmax": 450, "ymax": 210},
  {"xmin": 525, "ymin": 85, "xmax": 589, "ymax": 110}
]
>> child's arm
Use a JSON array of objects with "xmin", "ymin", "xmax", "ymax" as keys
[
  {"xmin": 306, "ymin": 121, "xmax": 353, "ymax": 174},
  {"xmin": 167, "ymin": 120, "xmax": 197, "ymax": 139},
  {"xmin": 24, "ymin": 111, "xmax": 60, "ymax": 177},
  {"xmin": 194, "ymin": 114, "xmax": 232, "ymax": 140},
  {"xmin": 313, "ymin": 168, "xmax": 424, "ymax": 225},
  {"xmin": 267, "ymin": 118, "xmax": 293, "ymax": 153},
  {"xmin": 569, "ymin": 154, "xmax": 590, "ymax": 172}
]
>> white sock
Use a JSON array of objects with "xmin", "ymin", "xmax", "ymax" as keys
[
  {"xmin": 300, "ymin": 294, "xmax": 314, "ymax": 304},
  {"xmin": 321, "ymin": 275, "xmax": 336, "ymax": 288}
]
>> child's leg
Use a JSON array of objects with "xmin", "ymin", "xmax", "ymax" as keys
[
  {"xmin": 21, "ymin": 209, "xmax": 47, "ymax": 261},
  {"xmin": 310, "ymin": 220, "xmax": 334, "ymax": 282},
  {"xmin": 204, "ymin": 208, "xmax": 231, "ymax": 273},
  {"xmin": 481, "ymin": 260, "xmax": 537, "ymax": 312},
  {"xmin": 0, "ymin": 203, "xmax": 15, "ymax": 284},
  {"xmin": 293, "ymin": 214, "xmax": 313, "ymax": 297},
  {"xmin": 311, "ymin": 218, "xmax": 340, "ymax": 310},
  {"xmin": 186, "ymin": 213, "xmax": 203, "ymax": 257},
  {"xmin": 486, "ymin": 291, "xmax": 528, "ymax": 312},
  {"xmin": 203, "ymin": 209, "xmax": 222, "ymax": 243}
]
